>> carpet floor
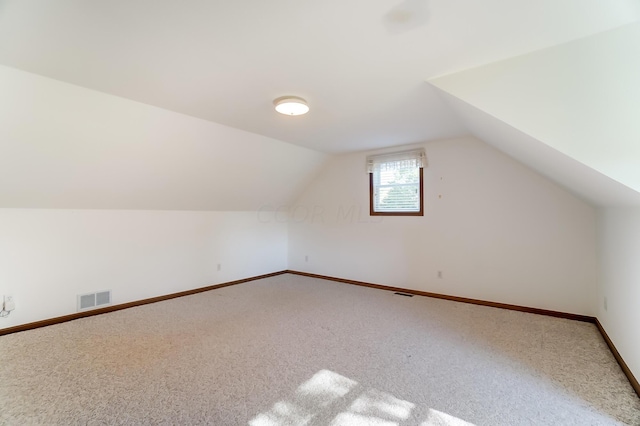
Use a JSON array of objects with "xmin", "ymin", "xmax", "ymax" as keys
[{"xmin": 0, "ymin": 274, "xmax": 638, "ymax": 425}]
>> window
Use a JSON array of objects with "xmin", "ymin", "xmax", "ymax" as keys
[{"xmin": 367, "ymin": 149, "xmax": 425, "ymax": 216}]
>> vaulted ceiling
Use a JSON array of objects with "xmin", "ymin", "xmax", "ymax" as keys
[
  {"xmin": 1, "ymin": 0, "xmax": 639, "ymax": 209},
  {"xmin": 430, "ymin": 21, "xmax": 640, "ymax": 206}
]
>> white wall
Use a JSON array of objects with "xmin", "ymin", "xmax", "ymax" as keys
[
  {"xmin": 0, "ymin": 209, "xmax": 287, "ymax": 330},
  {"xmin": 0, "ymin": 64, "xmax": 326, "ymax": 332},
  {"xmin": 288, "ymin": 137, "xmax": 597, "ymax": 316},
  {"xmin": 597, "ymin": 207, "xmax": 640, "ymax": 380}
]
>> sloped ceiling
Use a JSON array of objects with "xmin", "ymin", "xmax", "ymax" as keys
[
  {"xmin": 0, "ymin": 65, "xmax": 328, "ymax": 210},
  {"xmin": 430, "ymin": 22, "xmax": 640, "ymax": 207},
  {"xmin": 431, "ymin": 91, "xmax": 640, "ymax": 207},
  {"xmin": 0, "ymin": 0, "xmax": 637, "ymax": 153},
  {"xmin": 1, "ymin": 1, "xmax": 640, "ymax": 209}
]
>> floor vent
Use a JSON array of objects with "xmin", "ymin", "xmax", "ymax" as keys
[
  {"xmin": 77, "ymin": 290, "xmax": 112, "ymax": 311},
  {"xmin": 394, "ymin": 292, "xmax": 414, "ymax": 297}
]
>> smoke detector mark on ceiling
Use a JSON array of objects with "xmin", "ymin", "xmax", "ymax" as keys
[{"xmin": 384, "ymin": 0, "xmax": 430, "ymax": 34}]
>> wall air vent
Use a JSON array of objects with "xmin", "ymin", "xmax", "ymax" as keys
[
  {"xmin": 394, "ymin": 292, "xmax": 414, "ymax": 297},
  {"xmin": 77, "ymin": 290, "xmax": 112, "ymax": 311}
]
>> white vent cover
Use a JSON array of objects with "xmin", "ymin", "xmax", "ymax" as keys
[{"xmin": 77, "ymin": 290, "xmax": 111, "ymax": 311}]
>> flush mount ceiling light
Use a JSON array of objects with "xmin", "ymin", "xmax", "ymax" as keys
[{"xmin": 273, "ymin": 96, "xmax": 309, "ymax": 116}]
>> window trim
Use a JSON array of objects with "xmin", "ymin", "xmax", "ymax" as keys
[{"xmin": 369, "ymin": 167, "xmax": 424, "ymax": 216}]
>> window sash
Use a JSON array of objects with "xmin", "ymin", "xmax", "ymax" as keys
[
  {"xmin": 372, "ymin": 166, "xmax": 421, "ymax": 212},
  {"xmin": 368, "ymin": 149, "xmax": 425, "ymax": 216}
]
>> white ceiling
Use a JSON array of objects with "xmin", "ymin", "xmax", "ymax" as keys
[
  {"xmin": 430, "ymin": 21, "xmax": 640, "ymax": 206},
  {"xmin": 1, "ymin": 0, "xmax": 638, "ymax": 154},
  {"xmin": 433, "ymin": 89, "xmax": 640, "ymax": 207},
  {"xmin": 0, "ymin": 65, "xmax": 328, "ymax": 210}
]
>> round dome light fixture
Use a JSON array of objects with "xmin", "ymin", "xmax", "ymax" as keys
[{"xmin": 274, "ymin": 96, "xmax": 309, "ymax": 116}]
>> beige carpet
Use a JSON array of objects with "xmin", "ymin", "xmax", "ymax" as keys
[{"xmin": 0, "ymin": 274, "xmax": 638, "ymax": 425}]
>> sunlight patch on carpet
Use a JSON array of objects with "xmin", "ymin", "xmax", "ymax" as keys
[
  {"xmin": 347, "ymin": 388, "xmax": 414, "ymax": 420},
  {"xmin": 297, "ymin": 369, "xmax": 358, "ymax": 407},
  {"xmin": 249, "ymin": 369, "xmax": 425, "ymax": 426},
  {"xmin": 421, "ymin": 408, "xmax": 476, "ymax": 425},
  {"xmin": 330, "ymin": 412, "xmax": 398, "ymax": 426}
]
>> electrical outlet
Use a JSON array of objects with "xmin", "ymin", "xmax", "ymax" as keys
[
  {"xmin": 305, "ymin": 255, "xmax": 309, "ymax": 262},
  {"xmin": 604, "ymin": 297, "xmax": 608, "ymax": 311},
  {"xmin": 217, "ymin": 263, "xmax": 221, "ymax": 271},
  {"xmin": 3, "ymin": 295, "xmax": 15, "ymax": 312},
  {"xmin": 437, "ymin": 271, "xmax": 443, "ymax": 279}
]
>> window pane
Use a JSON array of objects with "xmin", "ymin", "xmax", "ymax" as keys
[
  {"xmin": 369, "ymin": 152, "xmax": 424, "ymax": 216},
  {"xmin": 373, "ymin": 165, "xmax": 420, "ymax": 212},
  {"xmin": 376, "ymin": 185, "xmax": 419, "ymax": 211},
  {"xmin": 378, "ymin": 167, "xmax": 419, "ymax": 185}
]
